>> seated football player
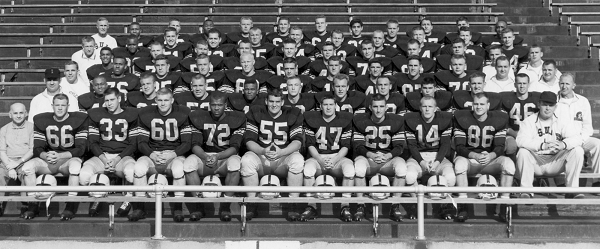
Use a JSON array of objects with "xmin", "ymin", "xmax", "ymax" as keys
[
  {"xmin": 277, "ymin": 26, "xmax": 318, "ymax": 60},
  {"xmin": 405, "ymin": 96, "xmax": 455, "ymax": 219},
  {"xmin": 353, "ymin": 94, "xmax": 407, "ymax": 221},
  {"xmin": 301, "ymin": 95, "xmax": 354, "ymax": 221},
  {"xmin": 501, "ymin": 28, "xmax": 529, "ymax": 72},
  {"xmin": 517, "ymin": 91, "xmax": 584, "ymax": 199},
  {"xmin": 207, "ymin": 29, "xmax": 236, "ymax": 58},
  {"xmin": 267, "ymin": 39, "xmax": 311, "ymax": 77},
  {"xmin": 249, "ymin": 27, "xmax": 276, "ymax": 59},
  {"xmin": 309, "ymin": 56, "xmax": 347, "ymax": 92},
  {"xmin": 22, "ymin": 94, "xmax": 87, "ymax": 220},
  {"xmin": 225, "ymin": 16, "xmax": 253, "ymax": 44},
  {"xmin": 453, "ymin": 93, "xmax": 515, "ymax": 221},
  {"xmin": 440, "ymin": 27, "xmax": 485, "ymax": 57},
  {"xmin": 443, "ymin": 16, "xmax": 483, "ymax": 45},
  {"xmin": 304, "ymin": 15, "xmax": 331, "ymax": 46},
  {"xmin": 221, "ymin": 53, "xmax": 273, "ymax": 93},
  {"xmin": 105, "ymin": 56, "xmax": 140, "ymax": 95},
  {"xmin": 363, "ymin": 76, "xmax": 405, "ymax": 115},
  {"xmin": 153, "ymin": 18, "xmax": 192, "ymax": 44},
  {"xmin": 223, "ymin": 39, "xmax": 269, "ymax": 71},
  {"xmin": 152, "ymin": 54, "xmax": 184, "ymax": 91},
  {"xmin": 331, "ymin": 29, "xmax": 357, "ymax": 60},
  {"xmin": 436, "ymin": 38, "xmax": 484, "ymax": 71},
  {"xmin": 132, "ymin": 87, "xmax": 192, "ymax": 222},
  {"xmin": 266, "ymin": 58, "xmax": 312, "ymax": 94},
  {"xmin": 113, "ymin": 35, "xmax": 152, "ymax": 74},
  {"xmin": 83, "ymin": 88, "xmax": 137, "ymax": 217},
  {"xmin": 266, "ymin": 17, "xmax": 290, "ymax": 46},
  {"xmin": 372, "ymin": 30, "xmax": 399, "ymax": 58},
  {"xmin": 395, "ymin": 55, "xmax": 435, "ymax": 95},
  {"xmin": 78, "ymin": 75, "xmax": 109, "ymax": 111},
  {"xmin": 310, "ymin": 42, "xmax": 350, "ymax": 77},
  {"xmin": 87, "ymin": 47, "xmax": 114, "ymax": 82},
  {"xmin": 241, "ymin": 89, "xmax": 305, "ymax": 221},
  {"xmin": 161, "ymin": 27, "xmax": 193, "ymax": 59},
  {"xmin": 190, "ymin": 19, "xmax": 215, "ymax": 45},
  {"xmin": 405, "ymin": 77, "xmax": 452, "ymax": 113},
  {"xmin": 353, "ymin": 59, "xmax": 394, "ymax": 95},
  {"xmin": 517, "ymin": 45, "xmax": 560, "ymax": 86},
  {"xmin": 384, "ymin": 19, "xmax": 409, "ymax": 49},
  {"xmin": 420, "ymin": 18, "xmax": 446, "ymax": 44},
  {"xmin": 283, "ymin": 76, "xmax": 315, "ymax": 113},
  {"xmin": 485, "ymin": 56, "xmax": 516, "ymax": 93},
  {"xmin": 482, "ymin": 45, "xmax": 515, "ymax": 83},
  {"xmin": 184, "ymin": 91, "xmax": 246, "ymax": 221},
  {"xmin": 501, "ymin": 73, "xmax": 540, "ymax": 156},
  {"xmin": 346, "ymin": 40, "xmax": 392, "ymax": 76},
  {"xmin": 116, "ymin": 22, "xmax": 153, "ymax": 48},
  {"xmin": 133, "ymin": 42, "xmax": 181, "ymax": 76},
  {"xmin": 345, "ymin": 18, "xmax": 371, "ymax": 48},
  {"xmin": 392, "ymin": 40, "xmax": 436, "ymax": 75},
  {"xmin": 174, "ymin": 74, "xmax": 212, "ymax": 111},
  {"xmin": 226, "ymin": 80, "xmax": 264, "ymax": 113},
  {"xmin": 179, "ymin": 39, "xmax": 225, "ymax": 73},
  {"xmin": 481, "ymin": 20, "xmax": 524, "ymax": 48},
  {"xmin": 127, "ymin": 72, "xmax": 158, "ymax": 108},
  {"xmin": 315, "ymin": 74, "xmax": 365, "ymax": 114},
  {"xmin": 434, "ymin": 54, "xmax": 477, "ymax": 92},
  {"xmin": 180, "ymin": 54, "xmax": 225, "ymax": 93},
  {"xmin": 400, "ymin": 26, "xmax": 441, "ymax": 59},
  {"xmin": 453, "ymin": 72, "xmax": 502, "ymax": 111}
]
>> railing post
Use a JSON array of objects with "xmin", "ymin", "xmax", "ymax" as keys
[
  {"xmin": 152, "ymin": 185, "xmax": 165, "ymax": 240},
  {"xmin": 415, "ymin": 185, "xmax": 426, "ymax": 241}
]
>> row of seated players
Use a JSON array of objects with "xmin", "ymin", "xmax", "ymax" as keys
[{"xmin": 19, "ymin": 70, "xmax": 587, "ymax": 224}]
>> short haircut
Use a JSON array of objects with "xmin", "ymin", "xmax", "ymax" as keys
[
  {"xmin": 370, "ymin": 94, "xmax": 386, "ymax": 105},
  {"xmin": 169, "ymin": 17, "xmax": 181, "ymax": 23},
  {"xmin": 315, "ymin": 15, "xmax": 326, "ymax": 21},
  {"xmin": 487, "ymin": 45, "xmax": 502, "ymax": 53},
  {"xmin": 451, "ymin": 54, "xmax": 466, "ymax": 62},
  {"xmin": 64, "ymin": 61, "xmax": 79, "ymax": 70},
  {"xmin": 290, "ymin": 26, "xmax": 303, "ymax": 32},
  {"xmin": 282, "ymin": 38, "xmax": 296, "ymax": 46},
  {"xmin": 244, "ymin": 79, "xmax": 258, "ymax": 87},
  {"xmin": 411, "ymin": 26, "xmax": 425, "ymax": 35},
  {"xmin": 97, "ymin": 17, "xmax": 108, "ymax": 23},
  {"xmin": 140, "ymin": 72, "xmax": 156, "ymax": 82},
  {"xmin": 196, "ymin": 53, "xmax": 210, "ymax": 62},
  {"xmin": 542, "ymin": 59, "xmax": 557, "ymax": 68},
  {"xmin": 126, "ymin": 35, "xmax": 139, "ymax": 42},
  {"xmin": 349, "ymin": 18, "xmax": 363, "ymax": 27},
  {"xmin": 53, "ymin": 93, "xmax": 69, "ymax": 104},
  {"xmin": 164, "ymin": 27, "xmax": 177, "ymax": 35},
  {"xmin": 267, "ymin": 88, "xmax": 284, "ymax": 99},
  {"xmin": 82, "ymin": 36, "xmax": 95, "ymax": 44},
  {"xmin": 368, "ymin": 59, "xmax": 383, "ymax": 67},
  {"xmin": 282, "ymin": 57, "xmax": 297, "ymax": 66},
  {"xmin": 100, "ymin": 46, "xmax": 113, "ymax": 54},
  {"xmin": 495, "ymin": 55, "xmax": 510, "ymax": 65},
  {"xmin": 210, "ymin": 91, "xmax": 227, "ymax": 103},
  {"xmin": 240, "ymin": 16, "xmax": 252, "ymax": 22},
  {"xmin": 195, "ymin": 39, "xmax": 208, "ymax": 47},
  {"xmin": 407, "ymin": 55, "xmax": 421, "ymax": 64},
  {"xmin": 361, "ymin": 39, "xmax": 374, "ymax": 48},
  {"xmin": 156, "ymin": 87, "xmax": 173, "ymax": 96},
  {"xmin": 332, "ymin": 29, "xmax": 344, "ymax": 36},
  {"xmin": 278, "ymin": 17, "xmax": 289, "ymax": 23},
  {"xmin": 458, "ymin": 26, "xmax": 471, "ymax": 34},
  {"xmin": 320, "ymin": 94, "xmax": 337, "ymax": 105},
  {"xmin": 422, "ymin": 76, "xmax": 435, "ymax": 86},
  {"xmin": 333, "ymin": 73, "xmax": 350, "ymax": 83},
  {"xmin": 515, "ymin": 73, "xmax": 530, "ymax": 82},
  {"xmin": 376, "ymin": 75, "xmax": 391, "ymax": 84},
  {"xmin": 469, "ymin": 71, "xmax": 486, "ymax": 81},
  {"xmin": 322, "ymin": 41, "xmax": 335, "ymax": 49},
  {"xmin": 191, "ymin": 73, "xmax": 206, "ymax": 83},
  {"xmin": 238, "ymin": 38, "xmax": 251, "ymax": 46},
  {"xmin": 386, "ymin": 19, "xmax": 399, "ymax": 26},
  {"xmin": 452, "ymin": 38, "xmax": 466, "ymax": 46},
  {"xmin": 154, "ymin": 54, "xmax": 169, "ymax": 64},
  {"xmin": 473, "ymin": 92, "xmax": 489, "ymax": 103},
  {"xmin": 329, "ymin": 56, "xmax": 342, "ymax": 64},
  {"xmin": 207, "ymin": 28, "xmax": 222, "ymax": 37},
  {"xmin": 420, "ymin": 96, "xmax": 437, "ymax": 107},
  {"xmin": 94, "ymin": 75, "xmax": 107, "ymax": 83},
  {"xmin": 456, "ymin": 16, "xmax": 469, "ymax": 24},
  {"xmin": 560, "ymin": 72, "xmax": 576, "ymax": 83},
  {"xmin": 148, "ymin": 41, "xmax": 163, "ymax": 48},
  {"xmin": 501, "ymin": 28, "xmax": 514, "ymax": 36},
  {"xmin": 420, "ymin": 17, "xmax": 433, "ymax": 25},
  {"xmin": 249, "ymin": 27, "xmax": 261, "ymax": 34},
  {"xmin": 129, "ymin": 22, "xmax": 140, "ymax": 27},
  {"xmin": 286, "ymin": 75, "xmax": 301, "ymax": 83},
  {"xmin": 113, "ymin": 55, "xmax": 126, "ymax": 62},
  {"xmin": 529, "ymin": 44, "xmax": 542, "ymax": 51},
  {"xmin": 104, "ymin": 87, "xmax": 121, "ymax": 97},
  {"xmin": 407, "ymin": 39, "xmax": 421, "ymax": 47}
]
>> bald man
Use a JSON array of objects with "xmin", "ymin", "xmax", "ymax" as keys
[{"xmin": 0, "ymin": 103, "xmax": 34, "ymax": 216}]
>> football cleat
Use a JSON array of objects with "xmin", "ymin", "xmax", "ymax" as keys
[
  {"xmin": 390, "ymin": 204, "xmax": 404, "ymax": 222},
  {"xmin": 116, "ymin": 202, "xmax": 131, "ymax": 217},
  {"xmin": 286, "ymin": 211, "xmax": 300, "ymax": 222},
  {"xmin": 439, "ymin": 204, "xmax": 455, "ymax": 220},
  {"xmin": 172, "ymin": 210, "xmax": 185, "ymax": 222},
  {"xmin": 498, "ymin": 204, "xmax": 508, "ymax": 222},
  {"xmin": 340, "ymin": 206, "xmax": 352, "ymax": 222},
  {"xmin": 20, "ymin": 205, "xmax": 28, "ymax": 219},
  {"xmin": 245, "ymin": 204, "xmax": 257, "ymax": 221},
  {"xmin": 455, "ymin": 204, "xmax": 469, "ymax": 222},
  {"xmin": 354, "ymin": 204, "xmax": 366, "ymax": 221},
  {"xmin": 189, "ymin": 211, "xmax": 205, "ymax": 222},
  {"xmin": 88, "ymin": 202, "xmax": 100, "ymax": 217},
  {"xmin": 219, "ymin": 209, "xmax": 232, "ymax": 222},
  {"xmin": 127, "ymin": 209, "xmax": 146, "ymax": 222},
  {"xmin": 60, "ymin": 210, "xmax": 75, "ymax": 221},
  {"xmin": 299, "ymin": 206, "xmax": 318, "ymax": 221},
  {"xmin": 404, "ymin": 204, "xmax": 417, "ymax": 220}
]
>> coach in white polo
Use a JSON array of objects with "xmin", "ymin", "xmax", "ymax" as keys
[
  {"xmin": 28, "ymin": 68, "xmax": 79, "ymax": 122},
  {"xmin": 71, "ymin": 36, "xmax": 101, "ymax": 83},
  {"xmin": 516, "ymin": 91, "xmax": 585, "ymax": 199}
]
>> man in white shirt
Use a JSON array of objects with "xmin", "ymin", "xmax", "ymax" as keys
[
  {"xmin": 28, "ymin": 68, "xmax": 79, "ymax": 122},
  {"xmin": 71, "ymin": 36, "xmax": 101, "ymax": 83},
  {"xmin": 59, "ymin": 61, "xmax": 90, "ymax": 98},
  {"xmin": 554, "ymin": 73, "xmax": 600, "ymax": 186},
  {"xmin": 529, "ymin": 60, "xmax": 560, "ymax": 94},
  {"xmin": 518, "ymin": 45, "xmax": 561, "ymax": 85},
  {"xmin": 482, "ymin": 45, "xmax": 514, "ymax": 82},
  {"xmin": 485, "ymin": 56, "xmax": 515, "ymax": 92},
  {"xmin": 92, "ymin": 17, "xmax": 118, "ymax": 51}
]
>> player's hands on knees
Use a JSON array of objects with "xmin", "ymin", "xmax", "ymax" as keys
[
  {"xmin": 429, "ymin": 161, "xmax": 440, "ymax": 174},
  {"xmin": 206, "ymin": 154, "xmax": 217, "ymax": 168},
  {"xmin": 150, "ymin": 152, "xmax": 163, "ymax": 164},
  {"xmin": 419, "ymin": 160, "xmax": 430, "ymax": 171},
  {"xmin": 46, "ymin": 151, "xmax": 59, "ymax": 164},
  {"xmin": 478, "ymin": 151, "xmax": 493, "ymax": 165},
  {"xmin": 8, "ymin": 168, "xmax": 17, "ymax": 180},
  {"xmin": 380, "ymin": 153, "xmax": 393, "ymax": 163},
  {"xmin": 548, "ymin": 141, "xmax": 565, "ymax": 153}
]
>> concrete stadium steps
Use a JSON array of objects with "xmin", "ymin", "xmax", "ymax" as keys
[
  {"xmin": 0, "ymin": 47, "xmax": 80, "ymax": 58},
  {"xmin": 0, "ymin": 58, "xmax": 70, "ymax": 70},
  {"xmin": 0, "ymin": 97, "xmax": 32, "ymax": 112},
  {"xmin": 488, "ymin": 0, "xmax": 546, "ymax": 8},
  {"xmin": 544, "ymin": 58, "xmax": 598, "ymax": 71},
  {"xmin": 0, "ymin": 84, "xmax": 45, "ymax": 96},
  {"xmin": 542, "ymin": 46, "xmax": 588, "ymax": 58},
  {"xmin": 494, "ymin": 7, "xmax": 551, "ymax": 16},
  {"xmin": 521, "ymin": 34, "xmax": 577, "ymax": 46}
]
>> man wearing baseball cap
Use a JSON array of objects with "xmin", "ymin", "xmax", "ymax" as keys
[
  {"xmin": 28, "ymin": 68, "xmax": 79, "ymax": 122},
  {"xmin": 516, "ymin": 91, "xmax": 585, "ymax": 199}
]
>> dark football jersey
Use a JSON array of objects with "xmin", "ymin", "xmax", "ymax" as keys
[
  {"xmin": 87, "ymin": 107, "xmax": 138, "ymax": 157},
  {"xmin": 221, "ymin": 69, "xmax": 273, "ymax": 93},
  {"xmin": 225, "ymin": 32, "xmax": 250, "ymax": 45},
  {"xmin": 440, "ymin": 44, "xmax": 486, "ymax": 58},
  {"xmin": 163, "ymin": 42, "xmax": 193, "ymax": 58},
  {"xmin": 249, "ymin": 43, "xmax": 277, "ymax": 59},
  {"xmin": 267, "ymin": 56, "xmax": 311, "ymax": 76},
  {"xmin": 304, "ymin": 111, "xmax": 353, "ymax": 154},
  {"xmin": 374, "ymin": 46, "xmax": 400, "ymax": 58},
  {"xmin": 435, "ymin": 54, "xmax": 484, "ymax": 71},
  {"xmin": 179, "ymin": 55, "xmax": 225, "ymax": 73},
  {"xmin": 384, "ymin": 36, "xmax": 410, "ymax": 49},
  {"xmin": 309, "ymin": 76, "xmax": 335, "ymax": 93},
  {"xmin": 209, "ymin": 44, "xmax": 237, "ymax": 58},
  {"xmin": 353, "ymin": 113, "xmax": 405, "ymax": 156},
  {"xmin": 227, "ymin": 93, "xmax": 265, "ymax": 113},
  {"xmin": 116, "ymin": 35, "xmax": 154, "ymax": 47},
  {"xmin": 78, "ymin": 92, "xmax": 127, "ymax": 111},
  {"xmin": 452, "ymin": 90, "xmax": 502, "ymax": 111},
  {"xmin": 395, "ymin": 73, "xmax": 434, "ymax": 95},
  {"xmin": 344, "ymin": 35, "xmax": 371, "ymax": 48},
  {"xmin": 33, "ymin": 112, "xmax": 88, "ymax": 157},
  {"xmin": 502, "ymin": 46, "xmax": 529, "ymax": 66},
  {"xmin": 113, "ymin": 47, "xmax": 152, "ymax": 74},
  {"xmin": 391, "ymin": 55, "xmax": 436, "ymax": 74},
  {"xmin": 154, "ymin": 71, "xmax": 184, "ymax": 91},
  {"xmin": 153, "ymin": 34, "xmax": 192, "ymax": 45},
  {"xmin": 180, "ymin": 71, "xmax": 225, "ymax": 93},
  {"xmin": 425, "ymin": 31, "xmax": 446, "ymax": 44},
  {"xmin": 275, "ymin": 44, "xmax": 318, "ymax": 59},
  {"xmin": 86, "ymin": 64, "xmax": 112, "ymax": 82},
  {"xmin": 399, "ymin": 42, "xmax": 441, "ymax": 59},
  {"xmin": 352, "ymin": 75, "xmax": 378, "ymax": 96},
  {"xmin": 135, "ymin": 105, "xmax": 192, "ymax": 156},
  {"xmin": 346, "ymin": 56, "xmax": 392, "ymax": 76},
  {"xmin": 189, "ymin": 33, "xmax": 209, "ymax": 45},
  {"xmin": 405, "ymin": 91, "xmax": 453, "ymax": 112},
  {"xmin": 307, "ymin": 58, "xmax": 350, "ymax": 78},
  {"xmin": 174, "ymin": 91, "xmax": 211, "ymax": 111},
  {"xmin": 500, "ymin": 91, "xmax": 540, "ymax": 131},
  {"xmin": 434, "ymin": 70, "xmax": 477, "ymax": 92},
  {"xmin": 453, "ymin": 110, "xmax": 508, "ymax": 156},
  {"xmin": 315, "ymin": 91, "xmax": 366, "ymax": 114},
  {"xmin": 266, "ymin": 32, "xmax": 289, "ymax": 46},
  {"xmin": 189, "ymin": 110, "xmax": 246, "ymax": 153},
  {"xmin": 481, "ymin": 34, "xmax": 524, "ymax": 48},
  {"xmin": 283, "ymin": 93, "xmax": 316, "ymax": 113},
  {"xmin": 304, "ymin": 31, "xmax": 332, "ymax": 46},
  {"xmin": 133, "ymin": 56, "xmax": 181, "ymax": 76},
  {"xmin": 127, "ymin": 91, "xmax": 157, "ymax": 108},
  {"xmin": 443, "ymin": 31, "xmax": 483, "ymax": 45},
  {"xmin": 404, "ymin": 111, "xmax": 453, "ymax": 162},
  {"xmin": 104, "ymin": 73, "xmax": 140, "ymax": 95},
  {"xmin": 363, "ymin": 93, "xmax": 405, "ymax": 115},
  {"xmin": 265, "ymin": 75, "xmax": 312, "ymax": 94},
  {"xmin": 244, "ymin": 105, "xmax": 303, "ymax": 148},
  {"xmin": 333, "ymin": 44, "xmax": 357, "ymax": 60},
  {"xmin": 222, "ymin": 56, "xmax": 269, "ymax": 71}
]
